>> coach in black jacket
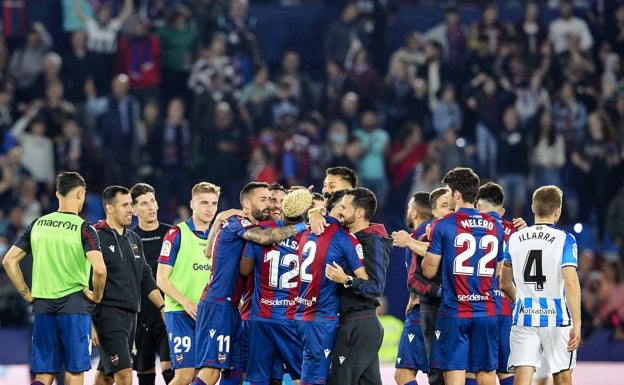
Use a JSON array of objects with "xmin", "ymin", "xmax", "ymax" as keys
[
  {"xmin": 325, "ymin": 187, "xmax": 393, "ymax": 385},
  {"xmin": 92, "ymin": 186, "xmax": 165, "ymax": 385}
]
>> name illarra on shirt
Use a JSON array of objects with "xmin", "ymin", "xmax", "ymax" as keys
[{"xmin": 518, "ymin": 231, "xmax": 556, "ymax": 244}]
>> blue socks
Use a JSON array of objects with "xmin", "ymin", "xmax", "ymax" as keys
[
  {"xmin": 193, "ymin": 378, "xmax": 207, "ymax": 385},
  {"xmin": 465, "ymin": 378, "xmax": 477, "ymax": 385}
]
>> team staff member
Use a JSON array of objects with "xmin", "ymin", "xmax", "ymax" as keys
[
  {"xmin": 325, "ymin": 187, "xmax": 393, "ymax": 385},
  {"xmin": 156, "ymin": 182, "xmax": 223, "ymax": 385},
  {"xmin": 93, "ymin": 186, "xmax": 165, "ymax": 385},
  {"xmin": 2, "ymin": 172, "xmax": 107, "ymax": 385},
  {"xmin": 130, "ymin": 183, "xmax": 173, "ymax": 385}
]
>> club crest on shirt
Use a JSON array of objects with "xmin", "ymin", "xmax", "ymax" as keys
[
  {"xmin": 356, "ymin": 244, "xmax": 364, "ymax": 260},
  {"xmin": 218, "ymin": 353, "xmax": 227, "ymax": 364},
  {"xmin": 132, "ymin": 243, "xmax": 139, "ymax": 255},
  {"xmin": 240, "ymin": 218, "xmax": 252, "ymax": 227},
  {"xmin": 110, "ymin": 354, "xmax": 119, "ymax": 366},
  {"xmin": 161, "ymin": 240, "xmax": 172, "ymax": 257},
  {"xmin": 176, "ymin": 354, "xmax": 184, "ymax": 365}
]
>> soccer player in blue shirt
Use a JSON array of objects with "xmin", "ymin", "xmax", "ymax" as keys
[
  {"xmin": 422, "ymin": 167, "xmax": 505, "ymax": 385},
  {"xmin": 192, "ymin": 182, "xmax": 310, "ymax": 385},
  {"xmin": 295, "ymin": 190, "xmax": 368, "ymax": 385},
  {"xmin": 240, "ymin": 189, "xmax": 314, "ymax": 385}
]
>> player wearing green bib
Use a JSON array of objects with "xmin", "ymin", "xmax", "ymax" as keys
[
  {"xmin": 2, "ymin": 172, "xmax": 107, "ymax": 385},
  {"xmin": 156, "ymin": 182, "xmax": 221, "ymax": 385}
]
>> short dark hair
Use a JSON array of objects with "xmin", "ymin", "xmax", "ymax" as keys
[
  {"xmin": 102, "ymin": 185, "xmax": 130, "ymax": 208},
  {"xmin": 327, "ymin": 189, "xmax": 348, "ymax": 213},
  {"xmin": 412, "ymin": 191, "xmax": 433, "ymax": 221},
  {"xmin": 477, "ymin": 182, "xmax": 505, "ymax": 208},
  {"xmin": 325, "ymin": 166, "xmax": 359, "ymax": 188},
  {"xmin": 429, "ymin": 187, "xmax": 446, "ymax": 209},
  {"xmin": 345, "ymin": 187, "xmax": 377, "ymax": 220},
  {"xmin": 130, "ymin": 182, "xmax": 155, "ymax": 204},
  {"xmin": 240, "ymin": 182, "xmax": 269, "ymax": 205},
  {"xmin": 56, "ymin": 172, "xmax": 86, "ymax": 197},
  {"xmin": 312, "ymin": 192, "xmax": 324, "ymax": 201},
  {"xmin": 441, "ymin": 167, "xmax": 480, "ymax": 204},
  {"xmin": 268, "ymin": 182, "xmax": 288, "ymax": 194}
]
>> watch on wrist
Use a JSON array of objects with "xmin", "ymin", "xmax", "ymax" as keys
[{"xmin": 343, "ymin": 276, "xmax": 354, "ymax": 288}]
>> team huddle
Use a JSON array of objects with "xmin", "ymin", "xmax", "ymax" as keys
[{"xmin": 1, "ymin": 165, "xmax": 581, "ymax": 385}]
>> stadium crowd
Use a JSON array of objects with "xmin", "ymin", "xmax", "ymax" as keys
[{"xmin": 0, "ymin": 0, "xmax": 623, "ymax": 351}]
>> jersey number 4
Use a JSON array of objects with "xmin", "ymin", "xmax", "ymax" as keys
[
  {"xmin": 453, "ymin": 233, "xmax": 498, "ymax": 276},
  {"xmin": 523, "ymin": 250, "xmax": 546, "ymax": 290}
]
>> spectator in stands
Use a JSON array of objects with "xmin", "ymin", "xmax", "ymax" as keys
[
  {"xmin": 203, "ymin": 102, "xmax": 248, "ymax": 208},
  {"xmin": 423, "ymin": 6, "xmax": 467, "ymax": 65},
  {"xmin": 496, "ymin": 106, "xmax": 529, "ymax": 218},
  {"xmin": 55, "ymin": 118, "xmax": 102, "ymax": 191},
  {"xmin": 9, "ymin": 103, "xmax": 55, "ymax": 198},
  {"xmin": 608, "ymin": 93, "xmax": 624, "ymax": 156},
  {"xmin": 61, "ymin": 30, "xmax": 90, "ymax": 104},
  {"xmin": 116, "ymin": 18, "xmax": 162, "ymax": 104},
  {"xmin": 609, "ymin": 4, "xmax": 624, "ymax": 54},
  {"xmin": 39, "ymin": 79, "xmax": 76, "ymax": 142},
  {"xmin": 322, "ymin": 119, "xmax": 357, "ymax": 170},
  {"xmin": 464, "ymin": 33, "xmax": 497, "ymax": 85},
  {"xmin": 188, "ymin": 33, "xmax": 242, "ymax": 98},
  {"xmin": 156, "ymin": 4, "xmax": 197, "ymax": 107},
  {"xmin": 571, "ymin": 110, "xmax": 620, "ymax": 239},
  {"xmin": 216, "ymin": 0, "xmax": 260, "ymax": 82},
  {"xmin": 532, "ymin": 109, "xmax": 566, "ymax": 188},
  {"xmin": 324, "ymin": 1, "xmax": 367, "ymax": 65},
  {"xmin": 7, "ymin": 22, "xmax": 52, "ymax": 104},
  {"xmin": 321, "ymin": 59, "xmax": 353, "ymax": 121},
  {"xmin": 276, "ymin": 51, "xmax": 314, "ymax": 115},
  {"xmin": 432, "ymin": 83, "xmax": 462, "ymax": 139},
  {"xmin": 85, "ymin": 74, "xmax": 141, "ymax": 187},
  {"xmin": 73, "ymin": 0, "xmax": 133, "ymax": 95},
  {"xmin": 352, "ymin": 110, "xmax": 389, "ymax": 218},
  {"xmin": 189, "ymin": 0, "xmax": 230, "ymax": 46},
  {"xmin": 149, "ymin": 97, "xmax": 192, "ymax": 221},
  {"xmin": 281, "ymin": 114, "xmax": 323, "ymax": 188},
  {"xmin": 389, "ymin": 31, "xmax": 425, "ymax": 80},
  {"xmin": 269, "ymin": 77, "xmax": 300, "ymax": 127},
  {"xmin": 516, "ymin": 1, "xmax": 548, "ymax": 57},
  {"xmin": 553, "ymin": 81, "xmax": 587, "ymax": 155},
  {"xmin": 0, "ymin": 80, "xmax": 16, "ymax": 144},
  {"xmin": 405, "ymin": 78, "xmax": 433, "ymax": 140},
  {"xmin": 382, "ymin": 58, "xmax": 413, "ymax": 137},
  {"xmin": 606, "ymin": 183, "xmax": 624, "ymax": 264},
  {"xmin": 548, "ymin": 0, "xmax": 594, "ymax": 54},
  {"xmin": 417, "ymin": 40, "xmax": 452, "ymax": 102},
  {"xmin": 468, "ymin": 2, "xmax": 506, "ymax": 56},
  {"xmin": 239, "ymin": 63, "xmax": 276, "ymax": 130},
  {"xmin": 514, "ymin": 73, "xmax": 551, "ymax": 125},
  {"xmin": 30, "ymin": 52, "xmax": 65, "ymax": 102},
  {"xmin": 346, "ymin": 48, "xmax": 381, "ymax": 110}
]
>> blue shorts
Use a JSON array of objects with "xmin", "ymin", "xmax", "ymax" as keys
[
  {"xmin": 395, "ymin": 309, "xmax": 429, "ymax": 372},
  {"xmin": 240, "ymin": 320, "xmax": 249, "ymax": 372},
  {"xmin": 246, "ymin": 319, "xmax": 302, "ymax": 382},
  {"xmin": 31, "ymin": 313, "xmax": 92, "ymax": 374},
  {"xmin": 296, "ymin": 320, "xmax": 339, "ymax": 385},
  {"xmin": 497, "ymin": 315, "xmax": 512, "ymax": 373},
  {"xmin": 195, "ymin": 301, "xmax": 241, "ymax": 370},
  {"xmin": 430, "ymin": 314, "xmax": 499, "ymax": 372},
  {"xmin": 165, "ymin": 311, "xmax": 196, "ymax": 369}
]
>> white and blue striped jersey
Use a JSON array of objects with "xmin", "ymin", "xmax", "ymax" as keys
[{"xmin": 503, "ymin": 224, "xmax": 578, "ymax": 327}]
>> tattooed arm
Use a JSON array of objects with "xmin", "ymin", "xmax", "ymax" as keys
[{"xmin": 242, "ymin": 223, "xmax": 307, "ymax": 245}]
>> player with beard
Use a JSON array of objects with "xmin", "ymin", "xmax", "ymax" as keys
[
  {"xmin": 240, "ymin": 189, "xmax": 315, "ymax": 385},
  {"xmin": 268, "ymin": 183, "xmax": 288, "ymax": 221},
  {"xmin": 92, "ymin": 186, "xmax": 165, "ymax": 385},
  {"xmin": 193, "ymin": 182, "xmax": 311, "ymax": 385},
  {"xmin": 129, "ymin": 183, "xmax": 173, "ymax": 385},
  {"xmin": 324, "ymin": 187, "xmax": 393, "ymax": 385}
]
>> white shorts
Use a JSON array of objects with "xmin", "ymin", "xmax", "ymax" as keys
[
  {"xmin": 533, "ymin": 356, "xmax": 549, "ymax": 379},
  {"xmin": 508, "ymin": 325, "xmax": 576, "ymax": 374}
]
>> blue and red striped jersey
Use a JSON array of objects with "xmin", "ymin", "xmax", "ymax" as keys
[
  {"xmin": 489, "ymin": 211, "xmax": 515, "ymax": 317},
  {"xmin": 295, "ymin": 217, "xmax": 364, "ymax": 322},
  {"xmin": 243, "ymin": 219, "xmax": 302, "ymax": 322},
  {"xmin": 201, "ymin": 215, "xmax": 255, "ymax": 306},
  {"xmin": 428, "ymin": 208, "xmax": 504, "ymax": 318}
]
